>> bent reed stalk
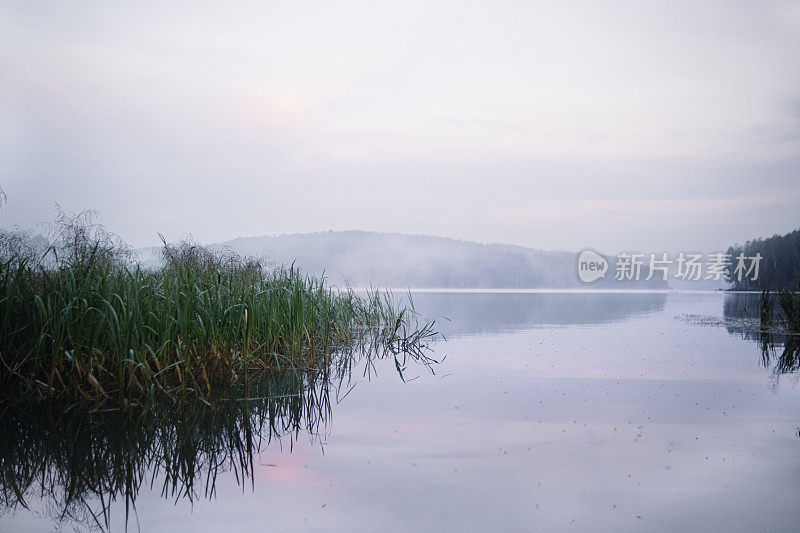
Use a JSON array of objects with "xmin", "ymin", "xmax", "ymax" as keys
[{"xmin": 0, "ymin": 212, "xmax": 438, "ymax": 403}]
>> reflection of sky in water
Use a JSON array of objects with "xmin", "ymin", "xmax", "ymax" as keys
[
  {"xmin": 5, "ymin": 292, "xmax": 800, "ymax": 532},
  {"xmin": 406, "ymin": 291, "xmax": 668, "ymax": 337}
]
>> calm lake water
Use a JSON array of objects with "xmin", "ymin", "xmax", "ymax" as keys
[{"xmin": 3, "ymin": 291, "xmax": 800, "ymax": 532}]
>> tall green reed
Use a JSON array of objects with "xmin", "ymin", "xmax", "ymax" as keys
[
  {"xmin": 0, "ymin": 212, "xmax": 438, "ymax": 402},
  {"xmin": 758, "ymin": 286, "xmax": 800, "ymax": 333}
]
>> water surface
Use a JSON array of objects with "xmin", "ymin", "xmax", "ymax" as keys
[{"xmin": 3, "ymin": 291, "xmax": 799, "ymax": 532}]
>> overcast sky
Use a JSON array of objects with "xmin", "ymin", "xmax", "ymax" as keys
[{"xmin": 1, "ymin": 1, "xmax": 799, "ymax": 253}]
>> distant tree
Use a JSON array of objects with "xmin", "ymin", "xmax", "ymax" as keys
[{"xmin": 726, "ymin": 228, "xmax": 800, "ymax": 290}]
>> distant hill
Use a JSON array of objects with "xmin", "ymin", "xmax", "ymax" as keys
[{"xmin": 212, "ymin": 231, "xmax": 666, "ymax": 289}]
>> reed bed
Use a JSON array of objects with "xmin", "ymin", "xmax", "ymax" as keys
[
  {"xmin": 758, "ymin": 286, "xmax": 800, "ymax": 332},
  {"xmin": 754, "ymin": 287, "xmax": 800, "ymax": 372},
  {"xmin": 0, "ymin": 213, "xmax": 438, "ymax": 403}
]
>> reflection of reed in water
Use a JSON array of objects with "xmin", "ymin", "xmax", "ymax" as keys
[
  {"xmin": 0, "ymin": 342, "xmax": 439, "ymax": 531},
  {"xmin": 723, "ymin": 291, "xmax": 800, "ymax": 374},
  {"xmin": 756, "ymin": 332, "xmax": 800, "ymax": 374}
]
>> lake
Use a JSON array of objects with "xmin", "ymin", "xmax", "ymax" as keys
[{"xmin": 3, "ymin": 290, "xmax": 799, "ymax": 532}]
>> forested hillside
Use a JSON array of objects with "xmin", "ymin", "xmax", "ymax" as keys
[{"xmin": 726, "ymin": 228, "xmax": 800, "ymax": 290}]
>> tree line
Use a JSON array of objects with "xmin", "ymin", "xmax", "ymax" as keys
[{"xmin": 726, "ymin": 228, "xmax": 800, "ymax": 290}]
